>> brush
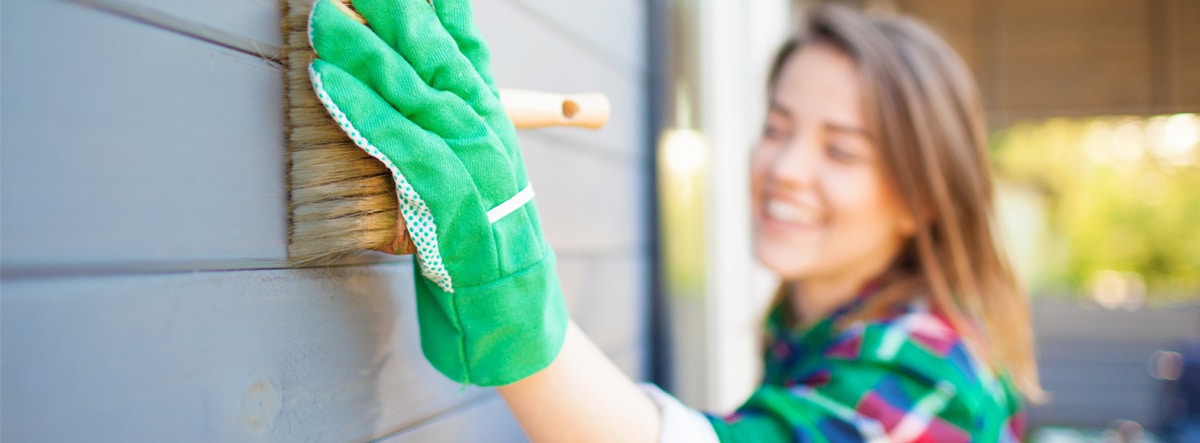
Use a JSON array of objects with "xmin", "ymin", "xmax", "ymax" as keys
[{"xmin": 282, "ymin": 0, "xmax": 610, "ymax": 264}]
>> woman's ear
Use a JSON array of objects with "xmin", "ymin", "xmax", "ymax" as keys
[
  {"xmin": 900, "ymin": 197, "xmax": 937, "ymax": 237},
  {"xmin": 898, "ymin": 210, "xmax": 918, "ymax": 237}
]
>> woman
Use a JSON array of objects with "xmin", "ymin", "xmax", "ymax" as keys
[
  {"xmin": 500, "ymin": 5, "xmax": 1042, "ymax": 441},
  {"xmin": 307, "ymin": 1, "xmax": 1040, "ymax": 441}
]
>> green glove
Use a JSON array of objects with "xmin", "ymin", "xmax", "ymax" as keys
[{"xmin": 307, "ymin": 0, "xmax": 567, "ymax": 386}]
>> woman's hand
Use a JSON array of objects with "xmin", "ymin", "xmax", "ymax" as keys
[{"xmin": 307, "ymin": 0, "xmax": 566, "ymax": 387}]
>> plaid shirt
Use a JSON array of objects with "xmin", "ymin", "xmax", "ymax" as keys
[{"xmin": 705, "ymin": 287, "xmax": 1026, "ymax": 443}]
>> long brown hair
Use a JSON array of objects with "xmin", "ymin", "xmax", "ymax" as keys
[{"xmin": 765, "ymin": 4, "xmax": 1043, "ymax": 400}]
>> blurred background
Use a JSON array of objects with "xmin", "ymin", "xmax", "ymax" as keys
[{"xmin": 654, "ymin": 0, "xmax": 1200, "ymax": 441}]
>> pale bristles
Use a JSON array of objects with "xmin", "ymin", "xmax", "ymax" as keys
[{"xmin": 282, "ymin": 0, "xmax": 413, "ymax": 265}]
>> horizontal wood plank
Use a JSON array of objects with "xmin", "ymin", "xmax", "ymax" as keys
[
  {"xmin": 477, "ymin": 0, "xmax": 648, "ymax": 158},
  {"xmin": 2, "ymin": 262, "xmax": 459, "ymax": 443},
  {"xmin": 1167, "ymin": 0, "xmax": 1200, "ymax": 107},
  {"xmin": 61, "ymin": 0, "xmax": 648, "ymax": 77},
  {"xmin": 998, "ymin": 0, "xmax": 1154, "ymax": 112},
  {"xmin": 1, "ymin": 254, "xmax": 646, "ymax": 442},
  {"xmin": 64, "ymin": 0, "xmax": 283, "ymax": 51},
  {"xmin": 500, "ymin": 0, "xmax": 647, "ymax": 73},
  {"xmin": 1030, "ymin": 300, "xmax": 1199, "ymax": 341},
  {"xmin": 525, "ymin": 138, "xmax": 648, "ymax": 257},
  {"xmin": 560, "ymin": 255, "xmax": 650, "ymax": 354},
  {"xmin": 1, "ymin": 0, "xmax": 289, "ymax": 270},
  {"xmin": 377, "ymin": 347, "xmax": 647, "ymax": 443},
  {"xmin": 0, "ymin": 0, "xmax": 647, "ymax": 272},
  {"xmin": 57, "ymin": 0, "xmax": 648, "ymax": 158},
  {"xmin": 1027, "ymin": 300, "xmax": 1198, "ymax": 428},
  {"xmin": 376, "ymin": 394, "xmax": 526, "ymax": 443}
]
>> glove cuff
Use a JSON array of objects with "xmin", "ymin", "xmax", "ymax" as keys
[{"xmin": 415, "ymin": 248, "xmax": 568, "ymax": 386}]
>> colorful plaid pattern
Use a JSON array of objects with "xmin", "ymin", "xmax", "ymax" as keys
[{"xmin": 706, "ymin": 289, "xmax": 1026, "ymax": 443}]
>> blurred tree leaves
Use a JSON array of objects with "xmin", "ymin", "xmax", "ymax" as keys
[{"xmin": 990, "ymin": 115, "xmax": 1200, "ymax": 302}]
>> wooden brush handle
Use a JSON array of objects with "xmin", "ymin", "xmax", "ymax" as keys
[
  {"xmin": 502, "ymin": 90, "xmax": 610, "ymax": 130},
  {"xmin": 329, "ymin": 0, "xmax": 610, "ymax": 130}
]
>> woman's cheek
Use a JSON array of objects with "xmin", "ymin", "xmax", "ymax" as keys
[
  {"xmin": 826, "ymin": 165, "xmax": 899, "ymax": 262},
  {"xmin": 823, "ymin": 165, "xmax": 876, "ymax": 217}
]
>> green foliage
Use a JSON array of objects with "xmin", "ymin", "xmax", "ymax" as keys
[{"xmin": 990, "ymin": 115, "xmax": 1200, "ymax": 301}]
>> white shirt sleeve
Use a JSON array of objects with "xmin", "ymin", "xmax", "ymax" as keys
[{"xmin": 639, "ymin": 383, "xmax": 721, "ymax": 443}]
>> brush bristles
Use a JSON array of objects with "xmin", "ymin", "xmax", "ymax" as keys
[{"xmin": 282, "ymin": 0, "xmax": 413, "ymax": 265}]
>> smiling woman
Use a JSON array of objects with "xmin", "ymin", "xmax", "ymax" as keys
[
  {"xmin": 498, "ymin": 4, "xmax": 1039, "ymax": 443},
  {"xmin": 752, "ymin": 44, "xmax": 918, "ymax": 328},
  {"xmin": 713, "ymin": 4, "xmax": 1039, "ymax": 439}
]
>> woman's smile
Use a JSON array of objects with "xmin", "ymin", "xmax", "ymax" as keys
[{"xmin": 763, "ymin": 197, "xmax": 823, "ymax": 229}]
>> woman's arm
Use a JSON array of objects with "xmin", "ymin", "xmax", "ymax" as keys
[{"xmin": 497, "ymin": 320, "xmax": 661, "ymax": 443}]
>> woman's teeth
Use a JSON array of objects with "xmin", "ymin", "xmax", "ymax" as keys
[{"xmin": 766, "ymin": 199, "xmax": 820, "ymax": 226}]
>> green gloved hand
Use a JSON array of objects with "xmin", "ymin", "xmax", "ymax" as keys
[{"xmin": 307, "ymin": 0, "xmax": 567, "ymax": 386}]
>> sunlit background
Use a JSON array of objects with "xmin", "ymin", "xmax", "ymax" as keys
[
  {"xmin": 652, "ymin": 0, "xmax": 1199, "ymax": 441},
  {"xmin": 993, "ymin": 114, "xmax": 1199, "ymax": 305}
]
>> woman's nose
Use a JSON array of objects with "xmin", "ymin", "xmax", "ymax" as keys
[{"xmin": 770, "ymin": 135, "xmax": 820, "ymax": 189}]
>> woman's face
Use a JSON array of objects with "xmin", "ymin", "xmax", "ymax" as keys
[{"xmin": 751, "ymin": 44, "xmax": 915, "ymax": 284}]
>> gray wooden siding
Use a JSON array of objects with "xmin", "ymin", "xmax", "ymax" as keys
[
  {"xmin": 0, "ymin": 0, "xmax": 649, "ymax": 441},
  {"xmin": 1028, "ymin": 299, "xmax": 1200, "ymax": 428}
]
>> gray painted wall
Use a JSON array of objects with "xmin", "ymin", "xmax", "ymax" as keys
[{"xmin": 1, "ymin": 0, "xmax": 650, "ymax": 441}]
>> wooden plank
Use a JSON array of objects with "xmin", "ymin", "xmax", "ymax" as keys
[
  {"xmin": 559, "ymin": 254, "xmax": 650, "ymax": 352},
  {"xmin": 0, "ymin": 0, "xmax": 288, "ymax": 270},
  {"xmin": 1029, "ymin": 348, "xmax": 1161, "ymax": 427},
  {"xmin": 524, "ymin": 137, "xmax": 648, "ymax": 257},
  {"xmin": 1036, "ymin": 340, "xmax": 1177, "ymax": 364},
  {"xmin": 66, "ymin": 0, "xmax": 283, "ymax": 50},
  {"xmin": 1028, "ymin": 394, "xmax": 1157, "ymax": 429},
  {"xmin": 1037, "ymin": 362, "xmax": 1153, "ymax": 392},
  {"xmin": 377, "ymin": 347, "xmax": 647, "ymax": 443},
  {"xmin": 376, "ymin": 393, "xmax": 526, "ymax": 443},
  {"xmin": 1030, "ymin": 300, "xmax": 1199, "ymax": 341},
  {"xmin": 63, "ymin": 0, "xmax": 648, "ymax": 159},
  {"xmin": 610, "ymin": 345, "xmax": 650, "ymax": 385},
  {"xmin": 0, "ymin": 0, "xmax": 647, "ymax": 272},
  {"xmin": 1, "ymin": 263, "xmax": 464, "ymax": 443},
  {"xmin": 501, "ymin": 0, "xmax": 647, "ymax": 73},
  {"xmin": 995, "ymin": 0, "xmax": 1155, "ymax": 114},
  {"xmin": 0, "ymin": 254, "xmax": 647, "ymax": 442},
  {"xmin": 477, "ymin": 0, "xmax": 648, "ymax": 159},
  {"xmin": 904, "ymin": 0, "xmax": 1200, "ymax": 118},
  {"xmin": 897, "ymin": 0, "xmax": 983, "ymax": 71},
  {"xmin": 1027, "ymin": 300, "xmax": 1196, "ymax": 428},
  {"xmin": 1167, "ymin": 0, "xmax": 1200, "ymax": 107},
  {"xmin": 60, "ymin": 0, "xmax": 650, "ymax": 80}
]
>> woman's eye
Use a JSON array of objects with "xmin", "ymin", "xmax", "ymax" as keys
[
  {"xmin": 827, "ymin": 144, "xmax": 856, "ymax": 161},
  {"xmin": 763, "ymin": 125, "xmax": 789, "ymax": 140}
]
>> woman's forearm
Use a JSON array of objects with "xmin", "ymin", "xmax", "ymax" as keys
[{"xmin": 497, "ymin": 319, "xmax": 661, "ymax": 443}]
